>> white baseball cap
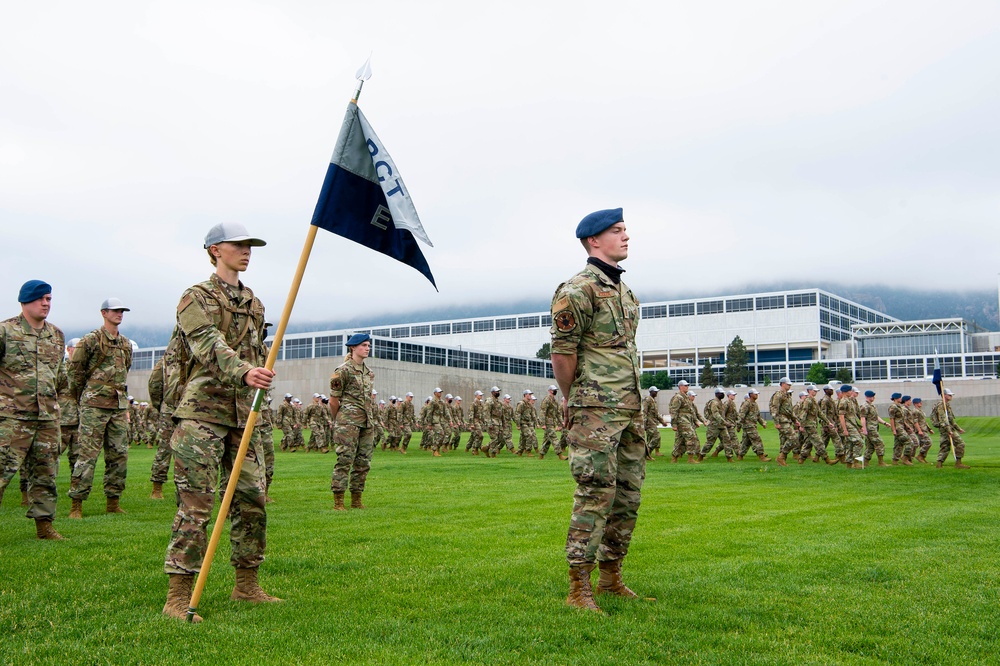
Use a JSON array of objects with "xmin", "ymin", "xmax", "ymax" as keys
[
  {"xmin": 203, "ymin": 222, "xmax": 266, "ymax": 248},
  {"xmin": 100, "ymin": 297, "xmax": 130, "ymax": 311}
]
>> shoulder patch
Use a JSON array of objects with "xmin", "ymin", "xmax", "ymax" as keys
[
  {"xmin": 177, "ymin": 294, "xmax": 195, "ymax": 313},
  {"xmin": 554, "ymin": 310, "xmax": 576, "ymax": 333}
]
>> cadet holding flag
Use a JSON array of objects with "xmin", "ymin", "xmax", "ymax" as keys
[
  {"xmin": 551, "ymin": 208, "xmax": 646, "ymax": 614},
  {"xmin": 0, "ymin": 280, "xmax": 66, "ymax": 540}
]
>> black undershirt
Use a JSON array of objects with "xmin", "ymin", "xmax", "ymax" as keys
[{"xmin": 587, "ymin": 257, "xmax": 625, "ymax": 285}]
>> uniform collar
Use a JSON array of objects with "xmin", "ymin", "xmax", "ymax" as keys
[
  {"xmin": 211, "ymin": 273, "xmax": 249, "ymax": 305},
  {"xmin": 586, "ymin": 257, "xmax": 624, "ymax": 285},
  {"xmin": 17, "ymin": 314, "xmax": 52, "ymax": 337}
]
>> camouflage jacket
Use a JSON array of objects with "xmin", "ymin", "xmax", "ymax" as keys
[
  {"xmin": 642, "ymin": 395, "xmax": 661, "ymax": 429},
  {"xmin": 550, "ymin": 263, "xmax": 640, "ymax": 410},
  {"xmin": 452, "ymin": 403, "xmax": 465, "ymax": 426},
  {"xmin": 329, "ymin": 357, "xmax": 375, "ymax": 428},
  {"xmin": 739, "ymin": 399, "xmax": 765, "ymax": 429},
  {"xmin": 705, "ymin": 397, "xmax": 726, "ymax": 426},
  {"xmin": 930, "ymin": 401, "xmax": 957, "ymax": 429},
  {"xmin": 769, "ymin": 389, "xmax": 793, "ymax": 423},
  {"xmin": 304, "ymin": 402, "xmax": 327, "ymax": 429},
  {"xmin": 58, "ymin": 361, "xmax": 78, "ymax": 426},
  {"xmin": 278, "ymin": 401, "xmax": 297, "ymax": 429},
  {"xmin": 888, "ymin": 403, "xmax": 908, "ymax": 434},
  {"xmin": 723, "ymin": 398, "xmax": 739, "ymax": 426},
  {"xmin": 838, "ymin": 396, "xmax": 862, "ymax": 430},
  {"xmin": 501, "ymin": 402, "xmax": 514, "ymax": 431},
  {"xmin": 819, "ymin": 395, "xmax": 838, "ymax": 428},
  {"xmin": 469, "ymin": 399, "xmax": 486, "ymax": 426},
  {"xmin": 485, "ymin": 396, "xmax": 503, "ymax": 425},
  {"xmin": 540, "ymin": 394, "xmax": 561, "ymax": 427},
  {"xmin": 859, "ymin": 402, "xmax": 880, "ymax": 433},
  {"xmin": 514, "ymin": 399, "xmax": 537, "ymax": 429},
  {"xmin": 384, "ymin": 403, "xmax": 400, "ymax": 428},
  {"xmin": 426, "ymin": 396, "xmax": 448, "ymax": 425},
  {"xmin": 0, "ymin": 314, "xmax": 66, "ymax": 421},
  {"xmin": 148, "ymin": 358, "xmax": 165, "ymax": 413},
  {"xmin": 171, "ymin": 274, "xmax": 266, "ymax": 428},
  {"xmin": 801, "ymin": 395, "xmax": 819, "ymax": 427},
  {"xmin": 258, "ymin": 405, "xmax": 273, "ymax": 427},
  {"xmin": 669, "ymin": 392, "xmax": 698, "ymax": 425},
  {"xmin": 913, "ymin": 406, "xmax": 931, "ymax": 434},
  {"xmin": 71, "ymin": 326, "xmax": 132, "ymax": 410},
  {"xmin": 400, "ymin": 400, "xmax": 416, "ymax": 426}
]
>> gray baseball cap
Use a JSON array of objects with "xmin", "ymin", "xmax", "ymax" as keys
[
  {"xmin": 779, "ymin": 376, "xmax": 791, "ymax": 385},
  {"xmin": 749, "ymin": 388, "xmax": 760, "ymax": 395},
  {"xmin": 677, "ymin": 380, "xmax": 689, "ymax": 386},
  {"xmin": 67, "ymin": 337, "xmax": 81, "ymax": 347},
  {"xmin": 203, "ymin": 222, "xmax": 266, "ymax": 249},
  {"xmin": 100, "ymin": 297, "xmax": 130, "ymax": 311}
]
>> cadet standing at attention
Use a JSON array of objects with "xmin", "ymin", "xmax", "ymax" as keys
[
  {"xmin": 162, "ymin": 222, "xmax": 278, "ymax": 622},
  {"xmin": 68, "ymin": 297, "xmax": 133, "ymax": 518},
  {"xmin": 329, "ymin": 333, "xmax": 377, "ymax": 509},
  {"xmin": 642, "ymin": 387, "xmax": 664, "ymax": 460},
  {"xmin": 539, "ymin": 385, "xmax": 566, "ymax": 460},
  {"xmin": 551, "ymin": 207, "xmax": 646, "ymax": 613},
  {"xmin": 0, "ymin": 280, "xmax": 66, "ymax": 540}
]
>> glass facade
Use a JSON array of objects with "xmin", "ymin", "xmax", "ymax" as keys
[{"xmin": 858, "ymin": 332, "xmax": 963, "ymax": 358}]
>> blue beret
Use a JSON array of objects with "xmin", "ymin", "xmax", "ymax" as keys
[
  {"xmin": 346, "ymin": 332, "xmax": 371, "ymax": 347},
  {"xmin": 901, "ymin": 395, "xmax": 911, "ymax": 402},
  {"xmin": 576, "ymin": 208, "xmax": 623, "ymax": 239},
  {"xmin": 913, "ymin": 397, "xmax": 922, "ymax": 404},
  {"xmin": 864, "ymin": 390, "xmax": 875, "ymax": 397},
  {"xmin": 839, "ymin": 385, "xmax": 852, "ymax": 393},
  {"xmin": 891, "ymin": 392, "xmax": 902, "ymax": 400},
  {"xmin": 18, "ymin": 280, "xmax": 52, "ymax": 303}
]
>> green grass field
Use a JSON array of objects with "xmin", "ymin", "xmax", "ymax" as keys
[{"xmin": 2, "ymin": 419, "xmax": 999, "ymax": 665}]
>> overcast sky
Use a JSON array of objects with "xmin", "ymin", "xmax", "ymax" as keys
[{"xmin": 3, "ymin": 0, "xmax": 999, "ymax": 336}]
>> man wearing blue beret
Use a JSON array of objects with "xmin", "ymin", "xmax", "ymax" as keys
[
  {"xmin": 888, "ymin": 392, "xmax": 912, "ymax": 466},
  {"xmin": 859, "ymin": 390, "xmax": 890, "ymax": 467},
  {"xmin": 0, "ymin": 280, "xmax": 66, "ymax": 539},
  {"xmin": 329, "ymin": 332, "xmax": 377, "ymax": 510},
  {"xmin": 550, "ymin": 208, "xmax": 646, "ymax": 612}
]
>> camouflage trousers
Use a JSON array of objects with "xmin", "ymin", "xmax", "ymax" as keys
[
  {"xmin": 798, "ymin": 426, "xmax": 826, "ymax": 460},
  {"xmin": 862, "ymin": 428, "xmax": 885, "ymax": 461},
  {"xmin": 467, "ymin": 423, "xmax": 483, "ymax": 451},
  {"xmin": 280, "ymin": 426, "xmax": 303, "ymax": 451},
  {"xmin": 916, "ymin": 432, "xmax": 933, "ymax": 459},
  {"xmin": 330, "ymin": 423, "xmax": 375, "ymax": 493},
  {"xmin": 389, "ymin": 425, "xmax": 403, "ymax": 449},
  {"xmin": 670, "ymin": 422, "xmax": 699, "ymax": 458},
  {"xmin": 150, "ymin": 414, "xmax": 177, "ymax": 484},
  {"xmin": 164, "ymin": 419, "xmax": 267, "ymax": 574},
  {"xmin": 565, "ymin": 408, "xmax": 645, "ymax": 567},
  {"xmin": 842, "ymin": 426, "xmax": 865, "ymax": 464},
  {"xmin": 540, "ymin": 426, "xmax": 563, "ymax": 455},
  {"xmin": 821, "ymin": 426, "xmax": 843, "ymax": 458},
  {"xmin": 257, "ymin": 423, "xmax": 275, "ymax": 490},
  {"xmin": 61, "ymin": 424, "xmax": 79, "ymax": 476},
  {"xmin": 891, "ymin": 430, "xmax": 914, "ymax": 462},
  {"xmin": 701, "ymin": 423, "xmax": 734, "ymax": 459},
  {"xmin": 643, "ymin": 425, "xmax": 661, "ymax": 456},
  {"xmin": 936, "ymin": 427, "xmax": 966, "ymax": 463},
  {"xmin": 69, "ymin": 406, "xmax": 128, "ymax": 501},
  {"xmin": 517, "ymin": 426, "xmax": 538, "ymax": 454},
  {"xmin": 775, "ymin": 420, "xmax": 798, "ymax": 456},
  {"xmin": 482, "ymin": 423, "xmax": 500, "ymax": 454},
  {"xmin": 738, "ymin": 427, "xmax": 766, "ymax": 457},
  {"xmin": 500, "ymin": 426, "xmax": 514, "ymax": 453},
  {"xmin": 308, "ymin": 424, "xmax": 327, "ymax": 450},
  {"xmin": 426, "ymin": 423, "xmax": 446, "ymax": 452},
  {"xmin": 400, "ymin": 424, "xmax": 413, "ymax": 451},
  {"xmin": 0, "ymin": 418, "xmax": 59, "ymax": 520}
]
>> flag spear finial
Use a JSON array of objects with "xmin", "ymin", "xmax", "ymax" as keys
[{"xmin": 353, "ymin": 54, "xmax": 373, "ymax": 103}]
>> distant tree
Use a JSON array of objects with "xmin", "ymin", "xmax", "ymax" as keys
[
  {"xmin": 699, "ymin": 359, "xmax": 718, "ymax": 388},
  {"xmin": 763, "ymin": 375, "xmax": 772, "ymax": 387},
  {"xmin": 806, "ymin": 363, "xmax": 830, "ymax": 385},
  {"xmin": 835, "ymin": 368, "xmax": 853, "ymax": 384},
  {"xmin": 641, "ymin": 371, "xmax": 673, "ymax": 391},
  {"xmin": 723, "ymin": 336, "xmax": 750, "ymax": 386},
  {"xmin": 536, "ymin": 343, "xmax": 550, "ymax": 360}
]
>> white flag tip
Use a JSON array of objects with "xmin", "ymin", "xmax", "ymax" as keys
[{"xmin": 355, "ymin": 54, "xmax": 373, "ymax": 81}]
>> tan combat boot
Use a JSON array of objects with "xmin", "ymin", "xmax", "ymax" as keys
[
  {"xmin": 797, "ymin": 454, "xmax": 807, "ymax": 465},
  {"xmin": 670, "ymin": 455, "xmax": 679, "ymax": 463},
  {"xmin": 710, "ymin": 449, "xmax": 720, "ymax": 458},
  {"xmin": 955, "ymin": 458, "xmax": 970, "ymax": 469},
  {"xmin": 69, "ymin": 498, "xmax": 83, "ymax": 519},
  {"xmin": 775, "ymin": 453, "xmax": 787, "ymax": 467},
  {"xmin": 558, "ymin": 453, "xmax": 568, "ymax": 460},
  {"xmin": 333, "ymin": 492, "xmax": 346, "ymax": 511},
  {"xmin": 163, "ymin": 574, "xmax": 202, "ymax": 623},
  {"xmin": 21, "ymin": 490, "xmax": 29, "ymax": 507},
  {"xmin": 106, "ymin": 497, "xmax": 126, "ymax": 514},
  {"xmin": 539, "ymin": 453, "xmax": 546, "ymax": 460},
  {"xmin": 595, "ymin": 559, "xmax": 639, "ymax": 599},
  {"xmin": 757, "ymin": 453, "xmax": 771, "ymax": 462},
  {"xmin": 901, "ymin": 456, "xmax": 914, "ymax": 466},
  {"xmin": 827, "ymin": 455, "xmax": 842, "ymax": 466},
  {"xmin": 877, "ymin": 455, "xmax": 888, "ymax": 467},
  {"xmin": 350, "ymin": 492, "xmax": 366, "ymax": 509},
  {"xmin": 915, "ymin": 454, "xmax": 927, "ymax": 463},
  {"xmin": 231, "ymin": 568, "xmax": 282, "ymax": 603},
  {"xmin": 150, "ymin": 482, "xmax": 164, "ymax": 500},
  {"xmin": 935, "ymin": 461, "xmax": 943, "ymax": 468},
  {"xmin": 35, "ymin": 519, "xmax": 65, "ymax": 540},
  {"xmin": 566, "ymin": 564, "xmax": 602, "ymax": 613}
]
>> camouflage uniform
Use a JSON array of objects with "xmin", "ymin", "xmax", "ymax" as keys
[
  {"xmin": 329, "ymin": 357, "xmax": 376, "ymax": 493},
  {"xmin": 484, "ymin": 394, "xmax": 503, "ymax": 455},
  {"xmin": 797, "ymin": 394, "xmax": 824, "ymax": 461},
  {"xmin": 723, "ymin": 397, "xmax": 739, "ymax": 455},
  {"xmin": 304, "ymin": 401, "xmax": 327, "ymax": 451},
  {"xmin": 930, "ymin": 399, "xmax": 966, "ymax": 464},
  {"xmin": 701, "ymin": 396, "xmax": 735, "ymax": 460},
  {"xmin": 771, "ymin": 388, "xmax": 796, "ymax": 457},
  {"xmin": 540, "ymin": 393, "xmax": 563, "ymax": 456},
  {"xmin": 256, "ymin": 403, "xmax": 275, "ymax": 492},
  {"xmin": 277, "ymin": 400, "xmax": 300, "ymax": 451},
  {"xmin": 913, "ymin": 403, "xmax": 934, "ymax": 460},
  {"xmin": 69, "ymin": 326, "xmax": 132, "ymax": 502},
  {"xmin": 144, "ymin": 405, "xmax": 160, "ymax": 448},
  {"xmin": 499, "ymin": 400, "xmax": 515, "ymax": 452},
  {"xmin": 426, "ymin": 395, "xmax": 448, "ymax": 454},
  {"xmin": 641, "ymin": 395, "xmax": 662, "ymax": 457},
  {"xmin": 0, "ymin": 314, "xmax": 64, "ymax": 521},
  {"xmin": 467, "ymin": 397, "xmax": 486, "ymax": 453},
  {"xmin": 58, "ymin": 357, "xmax": 80, "ymax": 474},
  {"xmin": 164, "ymin": 273, "xmax": 269, "ymax": 575},
  {"xmin": 450, "ymin": 401, "xmax": 465, "ymax": 450},
  {"xmin": 838, "ymin": 394, "xmax": 865, "ymax": 466},
  {"xmin": 383, "ymin": 401, "xmax": 400, "ymax": 450},
  {"xmin": 737, "ymin": 398, "xmax": 767, "ymax": 458},
  {"xmin": 514, "ymin": 397, "xmax": 538, "ymax": 455},
  {"xmin": 149, "ymin": 332, "xmax": 186, "ymax": 487},
  {"xmin": 372, "ymin": 403, "xmax": 385, "ymax": 450},
  {"xmin": 888, "ymin": 401, "xmax": 912, "ymax": 463},
  {"xmin": 860, "ymin": 401, "xmax": 886, "ymax": 463},
  {"xmin": 399, "ymin": 398, "xmax": 415, "ymax": 452},
  {"xmin": 906, "ymin": 404, "xmax": 925, "ymax": 459},
  {"xmin": 551, "ymin": 261, "xmax": 644, "ymax": 568},
  {"xmin": 417, "ymin": 401, "xmax": 430, "ymax": 449},
  {"xmin": 669, "ymin": 392, "xmax": 699, "ymax": 459},
  {"xmin": 128, "ymin": 400, "xmax": 139, "ymax": 446},
  {"xmin": 818, "ymin": 391, "xmax": 843, "ymax": 460}
]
